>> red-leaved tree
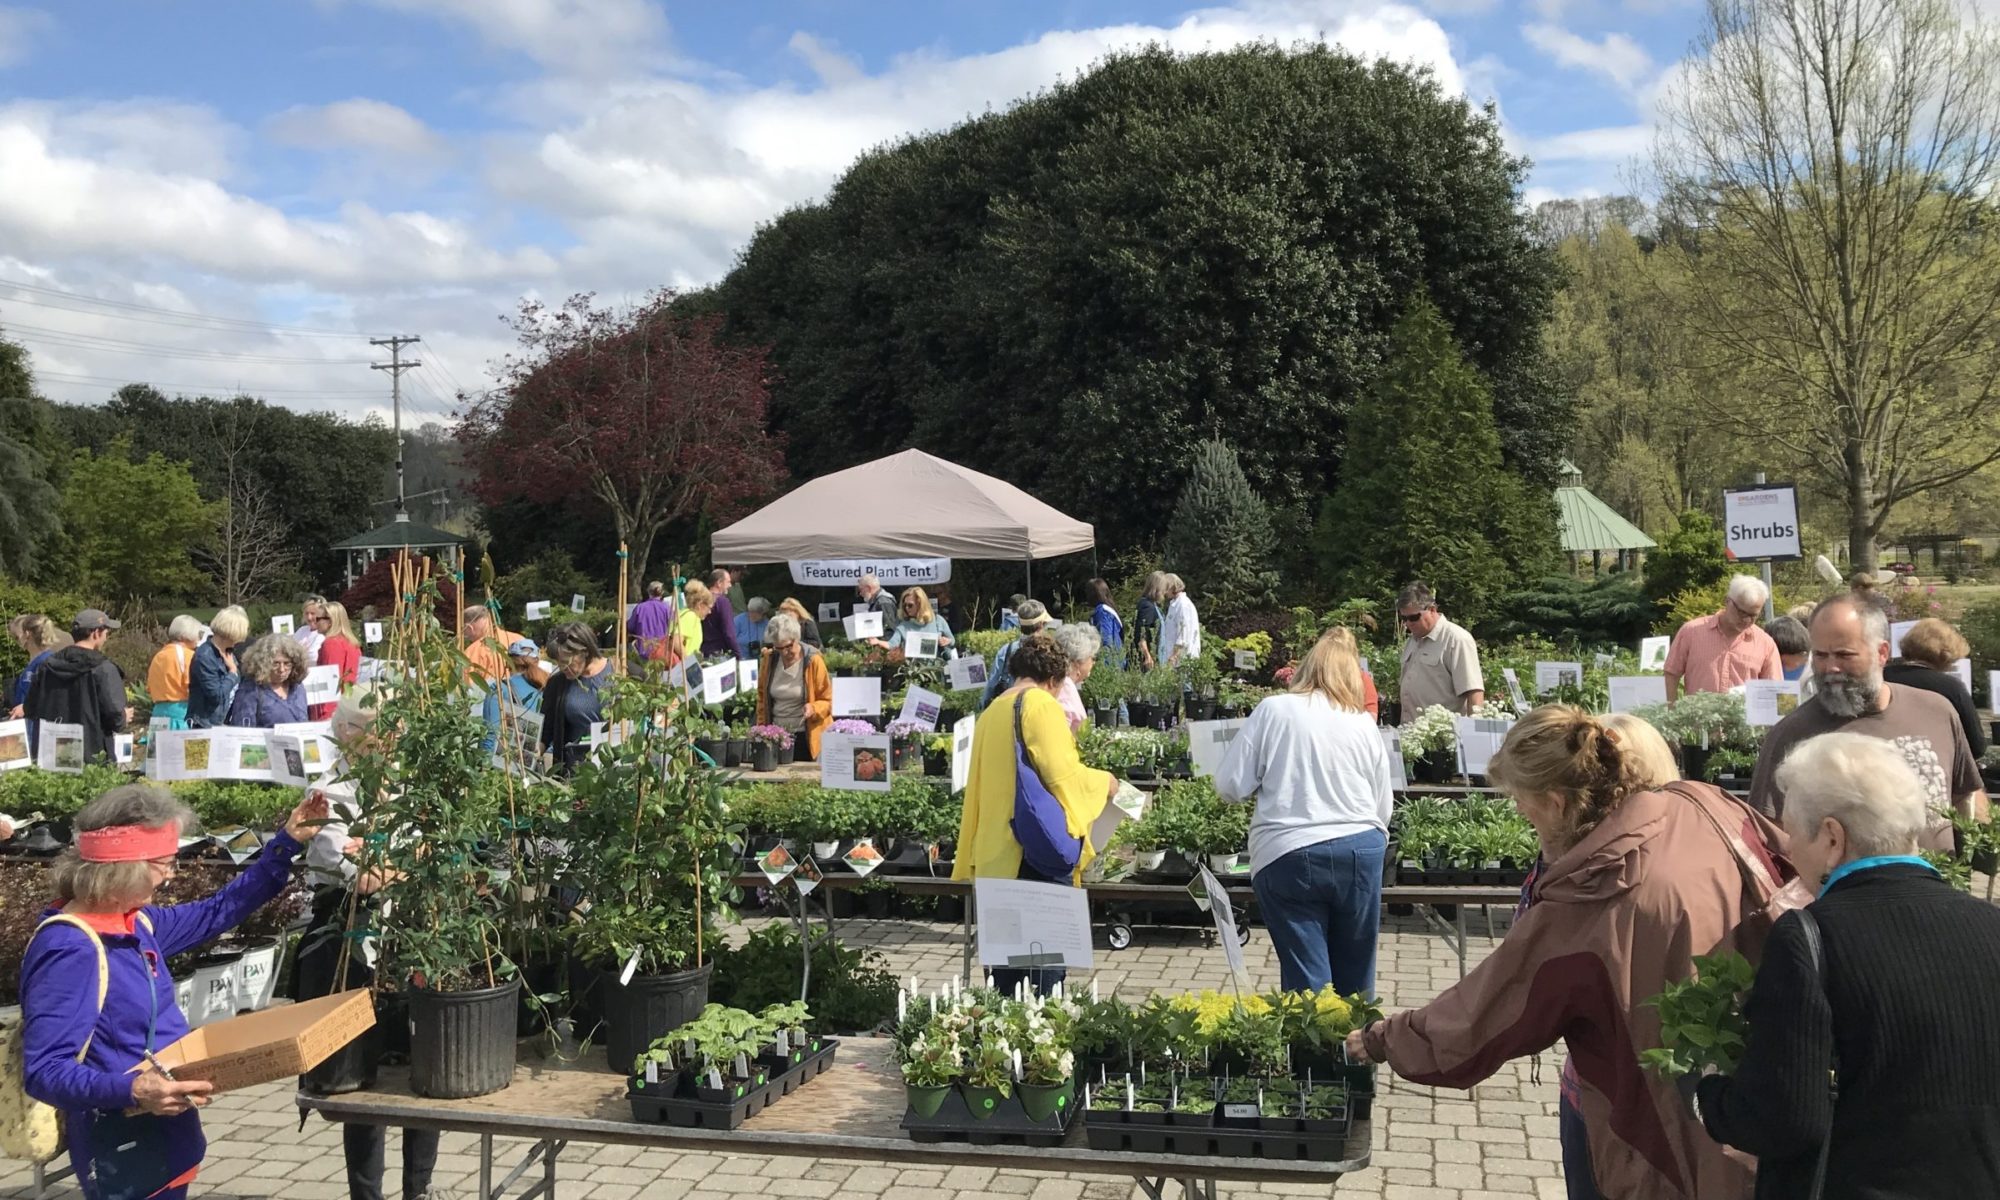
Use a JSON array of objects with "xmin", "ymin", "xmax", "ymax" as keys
[{"xmin": 456, "ymin": 292, "xmax": 787, "ymax": 584}]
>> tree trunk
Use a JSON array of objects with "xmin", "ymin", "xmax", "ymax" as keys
[{"xmin": 1845, "ymin": 439, "xmax": 1876, "ymax": 574}]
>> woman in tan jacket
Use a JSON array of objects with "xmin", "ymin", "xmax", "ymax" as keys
[{"xmin": 1347, "ymin": 705, "xmax": 1793, "ymax": 1200}]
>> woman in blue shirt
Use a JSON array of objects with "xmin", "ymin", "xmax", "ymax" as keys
[
  {"xmin": 1085, "ymin": 578, "xmax": 1125, "ymax": 665},
  {"xmin": 8, "ymin": 614, "xmax": 68, "ymax": 723},
  {"xmin": 875, "ymin": 588, "xmax": 954, "ymax": 655}
]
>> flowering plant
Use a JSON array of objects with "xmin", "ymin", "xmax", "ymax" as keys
[
  {"xmin": 829, "ymin": 718, "xmax": 876, "ymax": 736},
  {"xmin": 886, "ymin": 718, "xmax": 930, "ymax": 741},
  {"xmin": 1400, "ymin": 705, "xmax": 1459, "ymax": 760},
  {"xmin": 746, "ymin": 724, "xmax": 791, "ymax": 747}
]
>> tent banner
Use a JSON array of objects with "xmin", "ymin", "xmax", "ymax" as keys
[{"xmin": 789, "ymin": 558, "xmax": 951, "ymax": 586}]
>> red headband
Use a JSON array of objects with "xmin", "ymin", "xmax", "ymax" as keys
[{"xmin": 77, "ymin": 824, "xmax": 179, "ymax": 863}]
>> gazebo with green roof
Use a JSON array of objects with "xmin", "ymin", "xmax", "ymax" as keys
[
  {"xmin": 332, "ymin": 514, "xmax": 466, "ymax": 587},
  {"xmin": 1555, "ymin": 460, "xmax": 1655, "ymax": 573}
]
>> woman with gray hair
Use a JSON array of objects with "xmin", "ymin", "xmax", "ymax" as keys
[
  {"xmin": 295, "ymin": 694, "xmax": 443, "ymax": 1200},
  {"xmin": 1157, "ymin": 573, "xmax": 1202, "ymax": 668},
  {"xmin": 1051, "ymin": 622, "xmax": 1102, "ymax": 732},
  {"xmin": 1693, "ymin": 732, "xmax": 2000, "ymax": 1197},
  {"xmin": 20, "ymin": 783, "xmax": 324, "ymax": 1199},
  {"xmin": 145, "ymin": 616, "xmax": 204, "ymax": 729},
  {"xmin": 226, "ymin": 632, "xmax": 312, "ymax": 728}
]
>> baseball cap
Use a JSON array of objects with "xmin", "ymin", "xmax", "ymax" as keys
[
  {"xmin": 507, "ymin": 638, "xmax": 539, "ymax": 657},
  {"xmin": 73, "ymin": 608, "xmax": 120, "ymax": 633}
]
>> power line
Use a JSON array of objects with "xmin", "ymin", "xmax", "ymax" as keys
[
  {"xmin": 372, "ymin": 335, "xmax": 421, "ymax": 516},
  {"xmin": 4, "ymin": 322, "xmax": 373, "ymax": 366},
  {"xmin": 0, "ymin": 276, "xmax": 371, "ymax": 339},
  {"xmin": 33, "ymin": 368, "xmax": 386, "ymax": 399}
]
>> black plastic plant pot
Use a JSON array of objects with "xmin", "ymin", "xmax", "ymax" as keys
[
  {"xmin": 1975, "ymin": 848, "xmax": 1999, "ymax": 876},
  {"xmin": 694, "ymin": 738, "xmax": 724, "ymax": 763},
  {"xmin": 923, "ymin": 750, "xmax": 949, "ymax": 777},
  {"xmin": 777, "ymin": 741, "xmax": 796, "ymax": 765},
  {"xmin": 408, "ymin": 976, "xmax": 521, "ymax": 1100},
  {"xmin": 599, "ymin": 960, "xmax": 713, "ymax": 1076},
  {"xmin": 752, "ymin": 742, "xmax": 779, "ymax": 772}
]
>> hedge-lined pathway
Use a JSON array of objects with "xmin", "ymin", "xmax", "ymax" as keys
[{"xmin": 1, "ymin": 909, "xmax": 1569, "ymax": 1200}]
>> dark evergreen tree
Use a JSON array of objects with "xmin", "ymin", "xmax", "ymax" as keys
[
  {"xmin": 1315, "ymin": 298, "xmax": 1558, "ymax": 621},
  {"xmin": 1642, "ymin": 510, "xmax": 1730, "ymax": 613},
  {"xmin": 1164, "ymin": 439, "xmax": 1279, "ymax": 613}
]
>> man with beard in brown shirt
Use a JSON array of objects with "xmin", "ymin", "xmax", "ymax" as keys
[{"xmin": 1750, "ymin": 594, "xmax": 1988, "ymax": 833}]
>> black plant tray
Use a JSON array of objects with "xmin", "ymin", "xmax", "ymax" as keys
[
  {"xmin": 1084, "ymin": 1110, "xmax": 1351, "ymax": 1160},
  {"xmin": 627, "ymin": 1038, "xmax": 838, "ymax": 1128},
  {"xmin": 902, "ymin": 1084, "xmax": 1079, "ymax": 1146}
]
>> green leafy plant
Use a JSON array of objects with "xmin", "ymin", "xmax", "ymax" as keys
[
  {"xmin": 564, "ymin": 670, "xmax": 739, "ymax": 976},
  {"xmin": 1640, "ymin": 952, "xmax": 1756, "ymax": 1078}
]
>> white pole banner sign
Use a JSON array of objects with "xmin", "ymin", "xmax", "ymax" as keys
[
  {"xmin": 790, "ymin": 558, "xmax": 951, "ymax": 586},
  {"xmin": 1723, "ymin": 484, "xmax": 1802, "ymax": 562}
]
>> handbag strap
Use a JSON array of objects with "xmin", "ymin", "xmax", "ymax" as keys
[
  {"xmin": 29, "ymin": 915, "xmax": 112, "ymax": 1064},
  {"xmin": 1012, "ymin": 691, "xmax": 1038, "ymax": 780},
  {"xmin": 1794, "ymin": 907, "xmax": 1837, "ymax": 1200}
]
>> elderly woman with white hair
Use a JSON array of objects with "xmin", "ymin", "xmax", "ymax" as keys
[
  {"xmin": 1693, "ymin": 732, "xmax": 2000, "ymax": 1197},
  {"xmin": 1051, "ymin": 622, "xmax": 1102, "ymax": 732},
  {"xmin": 226, "ymin": 633, "xmax": 312, "ymax": 728},
  {"xmin": 293, "ymin": 694, "xmax": 443, "ymax": 1200},
  {"xmin": 20, "ymin": 782, "xmax": 324, "ymax": 1199},
  {"xmin": 186, "ymin": 605, "xmax": 249, "ymax": 728},
  {"xmin": 1157, "ymin": 573, "xmax": 1202, "ymax": 668},
  {"xmin": 145, "ymin": 615, "xmax": 204, "ymax": 729}
]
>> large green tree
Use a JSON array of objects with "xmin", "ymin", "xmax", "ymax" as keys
[
  {"xmin": 0, "ymin": 335, "xmax": 64, "ymax": 578},
  {"xmin": 1163, "ymin": 439, "xmax": 1279, "ymax": 613},
  {"xmin": 700, "ymin": 45, "xmax": 1569, "ymax": 554},
  {"xmin": 60, "ymin": 436, "xmax": 216, "ymax": 602},
  {"xmin": 55, "ymin": 387, "xmax": 394, "ymax": 589},
  {"xmin": 1314, "ymin": 299, "xmax": 1558, "ymax": 621}
]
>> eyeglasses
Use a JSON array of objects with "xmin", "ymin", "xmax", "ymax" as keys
[
  {"xmin": 147, "ymin": 856, "xmax": 178, "ymax": 875},
  {"xmin": 1398, "ymin": 610, "xmax": 1429, "ymax": 625}
]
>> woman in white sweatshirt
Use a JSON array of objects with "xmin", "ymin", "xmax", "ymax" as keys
[{"xmin": 1214, "ymin": 628, "xmax": 1393, "ymax": 995}]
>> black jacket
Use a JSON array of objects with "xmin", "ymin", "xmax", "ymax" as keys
[
  {"xmin": 1698, "ymin": 864, "xmax": 2000, "ymax": 1199},
  {"xmin": 1883, "ymin": 660, "xmax": 1987, "ymax": 757},
  {"xmin": 24, "ymin": 645, "xmax": 126, "ymax": 764}
]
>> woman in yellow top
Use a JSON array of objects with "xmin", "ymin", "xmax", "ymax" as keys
[
  {"xmin": 146, "ymin": 614, "xmax": 203, "ymax": 728},
  {"xmin": 952, "ymin": 633, "xmax": 1120, "ymax": 996},
  {"xmin": 676, "ymin": 580, "xmax": 711, "ymax": 661}
]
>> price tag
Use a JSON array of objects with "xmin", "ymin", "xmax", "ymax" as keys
[
  {"xmin": 707, "ymin": 1066, "xmax": 725, "ymax": 1090},
  {"xmin": 776, "ymin": 1030, "xmax": 791, "ymax": 1056},
  {"xmin": 1222, "ymin": 1103, "xmax": 1258, "ymax": 1119},
  {"xmin": 619, "ymin": 947, "xmax": 641, "ymax": 986},
  {"xmin": 644, "ymin": 1061, "xmax": 659, "ymax": 1084},
  {"xmin": 734, "ymin": 1053, "xmax": 751, "ymax": 1078}
]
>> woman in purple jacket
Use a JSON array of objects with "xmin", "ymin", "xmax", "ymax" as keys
[{"xmin": 20, "ymin": 783, "xmax": 325, "ymax": 1199}]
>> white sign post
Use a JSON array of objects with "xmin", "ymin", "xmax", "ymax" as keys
[
  {"xmin": 830, "ymin": 676, "xmax": 881, "ymax": 717},
  {"xmin": 821, "ymin": 731, "xmax": 892, "ymax": 792},
  {"xmin": 972, "ymin": 877, "xmax": 1093, "ymax": 972},
  {"xmin": 1608, "ymin": 676, "xmax": 1668, "ymax": 713},
  {"xmin": 1186, "ymin": 718, "xmax": 1247, "ymax": 779}
]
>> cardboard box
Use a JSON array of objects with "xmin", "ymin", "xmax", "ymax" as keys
[{"xmin": 150, "ymin": 988, "xmax": 376, "ymax": 1093}]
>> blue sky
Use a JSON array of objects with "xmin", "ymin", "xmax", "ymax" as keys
[{"xmin": 0, "ymin": 0, "xmax": 1700, "ymax": 418}]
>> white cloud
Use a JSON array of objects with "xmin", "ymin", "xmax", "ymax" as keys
[
  {"xmin": 1526, "ymin": 123, "xmax": 1652, "ymax": 162},
  {"xmin": 0, "ymin": 5, "xmax": 52, "ymax": 68},
  {"xmin": 267, "ymin": 98, "xmax": 450, "ymax": 160},
  {"xmin": 1, "ymin": 99, "xmax": 241, "ymax": 180},
  {"xmin": 0, "ymin": 107, "xmax": 554, "ymax": 289},
  {"xmin": 486, "ymin": 0, "xmax": 1467, "ymax": 283},
  {"xmin": 353, "ymin": 0, "xmax": 670, "ymax": 75},
  {"xmin": 788, "ymin": 32, "xmax": 864, "ymax": 89},
  {"xmin": 1521, "ymin": 22, "xmax": 1654, "ymax": 96}
]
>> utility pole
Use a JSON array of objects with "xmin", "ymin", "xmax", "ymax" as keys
[{"xmin": 370, "ymin": 335, "xmax": 421, "ymax": 521}]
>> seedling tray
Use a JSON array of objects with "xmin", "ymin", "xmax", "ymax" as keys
[
  {"xmin": 1084, "ymin": 1101, "xmax": 1350, "ymax": 1159},
  {"xmin": 627, "ymin": 1038, "xmax": 838, "ymax": 1128},
  {"xmin": 902, "ymin": 1084, "xmax": 1079, "ymax": 1146}
]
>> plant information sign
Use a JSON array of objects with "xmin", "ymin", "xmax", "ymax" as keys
[
  {"xmin": 1722, "ymin": 483, "xmax": 1802, "ymax": 562},
  {"xmin": 822, "ymin": 731, "xmax": 891, "ymax": 792}
]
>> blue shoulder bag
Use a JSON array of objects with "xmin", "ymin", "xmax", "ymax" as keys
[{"xmin": 1009, "ymin": 692, "xmax": 1082, "ymax": 880}]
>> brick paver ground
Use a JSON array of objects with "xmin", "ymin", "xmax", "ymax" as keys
[{"xmin": 1, "ymin": 908, "xmax": 1568, "ymax": 1200}]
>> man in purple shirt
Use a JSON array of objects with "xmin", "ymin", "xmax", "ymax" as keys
[
  {"xmin": 702, "ymin": 568, "xmax": 743, "ymax": 659},
  {"xmin": 626, "ymin": 581, "xmax": 675, "ymax": 665}
]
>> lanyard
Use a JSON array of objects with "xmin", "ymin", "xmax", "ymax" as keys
[{"xmin": 1819, "ymin": 854, "xmax": 1939, "ymax": 897}]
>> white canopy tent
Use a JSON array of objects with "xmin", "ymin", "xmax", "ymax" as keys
[{"xmin": 711, "ymin": 449, "xmax": 1094, "ymax": 589}]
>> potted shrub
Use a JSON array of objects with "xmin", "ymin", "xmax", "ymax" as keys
[
  {"xmin": 564, "ymin": 670, "xmax": 736, "ymax": 1076},
  {"xmin": 343, "ymin": 590, "xmax": 525, "ymax": 1100},
  {"xmin": 922, "ymin": 733, "xmax": 951, "ymax": 777},
  {"xmin": 1080, "ymin": 659, "xmax": 1123, "ymax": 729},
  {"xmin": 687, "ymin": 711, "xmax": 726, "ymax": 766},
  {"xmin": 746, "ymin": 725, "xmax": 790, "ymax": 773},
  {"xmin": 1178, "ymin": 651, "xmax": 1222, "ymax": 722}
]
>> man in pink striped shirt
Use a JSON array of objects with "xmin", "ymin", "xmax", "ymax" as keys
[{"xmin": 1664, "ymin": 574, "xmax": 1783, "ymax": 703}]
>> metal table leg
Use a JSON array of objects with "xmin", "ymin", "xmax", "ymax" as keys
[
  {"xmin": 1456, "ymin": 905, "xmax": 1469, "ymax": 977},
  {"xmin": 1415, "ymin": 903, "xmax": 1470, "ymax": 980},
  {"xmin": 1136, "ymin": 1176, "xmax": 1216, "ymax": 1200},
  {"xmin": 480, "ymin": 1132, "xmax": 494, "ymax": 1200}
]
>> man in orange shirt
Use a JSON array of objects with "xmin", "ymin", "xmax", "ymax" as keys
[
  {"xmin": 462, "ymin": 605, "xmax": 523, "ymax": 685},
  {"xmin": 1664, "ymin": 575, "xmax": 1782, "ymax": 703}
]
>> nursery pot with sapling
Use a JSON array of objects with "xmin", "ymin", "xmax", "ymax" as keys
[{"xmin": 564, "ymin": 668, "xmax": 737, "ymax": 1074}]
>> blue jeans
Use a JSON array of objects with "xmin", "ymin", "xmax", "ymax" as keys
[
  {"xmin": 1560, "ymin": 1090, "xmax": 1601, "ymax": 1200},
  {"xmin": 1251, "ymin": 828, "xmax": 1386, "ymax": 995}
]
